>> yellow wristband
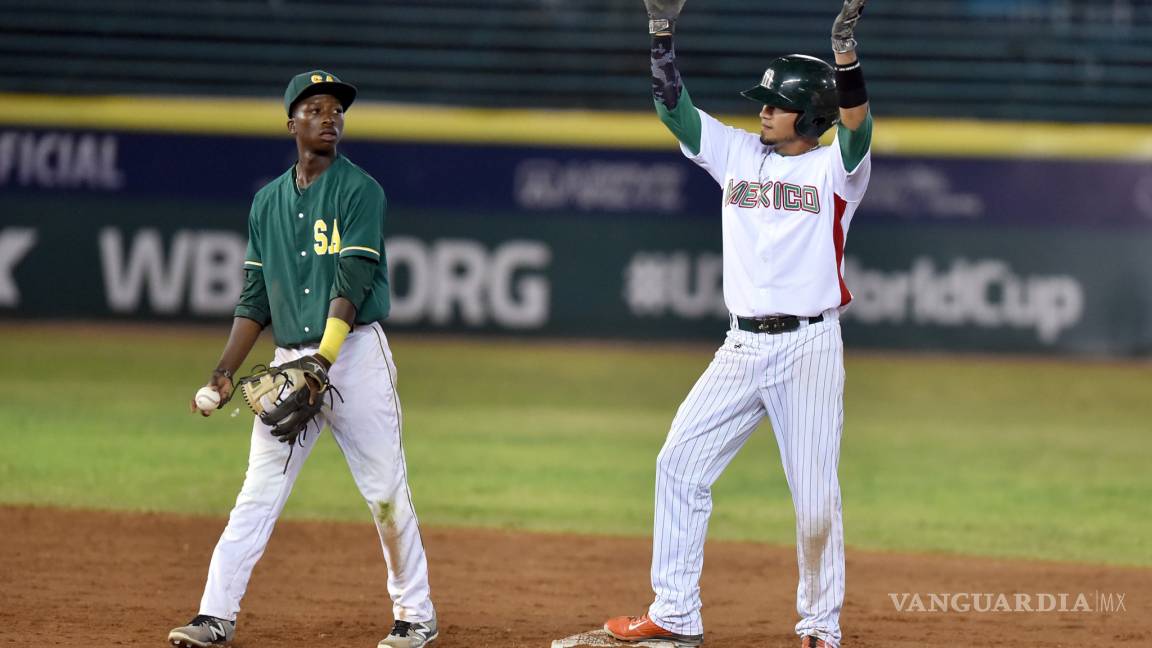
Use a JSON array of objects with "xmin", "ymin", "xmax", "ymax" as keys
[{"xmin": 317, "ymin": 317, "xmax": 352, "ymax": 364}]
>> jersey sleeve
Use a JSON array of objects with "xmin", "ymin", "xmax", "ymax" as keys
[
  {"xmin": 235, "ymin": 202, "xmax": 271, "ymax": 325},
  {"xmin": 682, "ymin": 109, "xmax": 757, "ymax": 186},
  {"xmin": 329, "ymin": 254, "xmax": 378, "ymax": 310},
  {"xmin": 337, "ymin": 180, "xmax": 386, "ymax": 262},
  {"xmin": 655, "ymin": 85, "xmax": 702, "ymax": 155},
  {"xmin": 829, "ymin": 111, "xmax": 873, "ymax": 203},
  {"xmin": 242, "ymin": 201, "xmax": 263, "ymax": 271},
  {"xmin": 234, "ymin": 269, "xmax": 271, "ymax": 326}
]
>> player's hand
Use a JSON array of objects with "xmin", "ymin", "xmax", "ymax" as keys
[
  {"xmin": 310, "ymin": 353, "xmax": 332, "ymax": 372},
  {"xmin": 644, "ymin": 0, "xmax": 688, "ymax": 35},
  {"xmin": 832, "ymin": 0, "xmax": 867, "ymax": 53},
  {"xmin": 189, "ymin": 369, "xmax": 235, "ymax": 417},
  {"xmin": 189, "ymin": 394, "xmax": 207, "ymax": 417},
  {"xmin": 210, "ymin": 368, "xmax": 235, "ymax": 405},
  {"xmin": 304, "ymin": 354, "xmax": 331, "ymax": 406}
]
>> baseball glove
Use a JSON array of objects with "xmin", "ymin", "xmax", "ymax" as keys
[{"xmin": 238, "ymin": 355, "xmax": 332, "ymax": 446}]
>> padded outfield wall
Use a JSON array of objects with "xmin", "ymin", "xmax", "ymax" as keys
[{"xmin": 1, "ymin": 95, "xmax": 1151, "ymax": 356}]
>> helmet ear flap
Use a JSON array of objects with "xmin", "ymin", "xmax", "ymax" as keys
[
  {"xmin": 796, "ymin": 112, "xmax": 813, "ymax": 139},
  {"xmin": 795, "ymin": 112, "xmax": 817, "ymax": 139},
  {"xmin": 796, "ymin": 112, "xmax": 836, "ymax": 139}
]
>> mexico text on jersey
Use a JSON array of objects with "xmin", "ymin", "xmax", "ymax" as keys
[{"xmin": 683, "ymin": 110, "xmax": 872, "ymax": 318}]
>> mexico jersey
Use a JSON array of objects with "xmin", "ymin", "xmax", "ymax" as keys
[{"xmin": 682, "ymin": 109, "xmax": 871, "ymax": 318}]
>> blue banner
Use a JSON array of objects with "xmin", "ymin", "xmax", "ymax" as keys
[{"xmin": 3, "ymin": 127, "xmax": 1151, "ymax": 228}]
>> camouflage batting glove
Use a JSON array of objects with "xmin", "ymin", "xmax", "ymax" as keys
[
  {"xmin": 832, "ymin": 0, "xmax": 867, "ymax": 53},
  {"xmin": 644, "ymin": 0, "xmax": 688, "ymax": 35}
]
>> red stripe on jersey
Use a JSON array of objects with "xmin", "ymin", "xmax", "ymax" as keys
[{"xmin": 833, "ymin": 194, "xmax": 852, "ymax": 307}]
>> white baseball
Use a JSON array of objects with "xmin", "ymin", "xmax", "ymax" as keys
[{"xmin": 195, "ymin": 386, "xmax": 221, "ymax": 413}]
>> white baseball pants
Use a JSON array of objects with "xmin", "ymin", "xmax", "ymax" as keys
[
  {"xmin": 198, "ymin": 322, "xmax": 434, "ymax": 624},
  {"xmin": 647, "ymin": 312, "xmax": 845, "ymax": 648}
]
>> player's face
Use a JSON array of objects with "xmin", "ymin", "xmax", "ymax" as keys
[
  {"xmin": 288, "ymin": 94, "xmax": 345, "ymax": 152},
  {"xmin": 759, "ymin": 104, "xmax": 801, "ymax": 145}
]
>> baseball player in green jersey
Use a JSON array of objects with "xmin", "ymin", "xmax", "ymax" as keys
[{"xmin": 168, "ymin": 71, "xmax": 438, "ymax": 648}]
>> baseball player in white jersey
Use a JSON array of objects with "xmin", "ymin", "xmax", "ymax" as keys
[{"xmin": 605, "ymin": 2, "xmax": 871, "ymax": 647}]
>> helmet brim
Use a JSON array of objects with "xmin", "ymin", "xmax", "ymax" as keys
[{"xmin": 740, "ymin": 85, "xmax": 804, "ymax": 111}]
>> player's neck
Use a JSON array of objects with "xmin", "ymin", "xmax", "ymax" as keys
[
  {"xmin": 295, "ymin": 149, "xmax": 338, "ymax": 190},
  {"xmin": 774, "ymin": 138, "xmax": 820, "ymax": 157}
]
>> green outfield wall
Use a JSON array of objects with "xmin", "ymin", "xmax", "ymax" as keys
[{"xmin": 3, "ymin": 194, "xmax": 1149, "ymax": 356}]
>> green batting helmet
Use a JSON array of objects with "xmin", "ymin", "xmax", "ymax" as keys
[{"xmin": 741, "ymin": 54, "xmax": 840, "ymax": 139}]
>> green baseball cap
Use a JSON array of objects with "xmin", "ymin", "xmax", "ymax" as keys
[{"xmin": 284, "ymin": 70, "xmax": 357, "ymax": 116}]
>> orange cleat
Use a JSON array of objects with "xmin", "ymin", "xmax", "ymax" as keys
[{"xmin": 603, "ymin": 613, "xmax": 703, "ymax": 646}]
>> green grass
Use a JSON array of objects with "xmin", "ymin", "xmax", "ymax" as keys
[{"xmin": 1, "ymin": 324, "xmax": 1149, "ymax": 566}]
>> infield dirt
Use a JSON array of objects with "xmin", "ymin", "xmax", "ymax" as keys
[{"xmin": 2, "ymin": 506, "xmax": 1147, "ymax": 648}]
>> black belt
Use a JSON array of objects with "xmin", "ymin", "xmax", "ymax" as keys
[{"xmin": 735, "ymin": 313, "xmax": 824, "ymax": 334}]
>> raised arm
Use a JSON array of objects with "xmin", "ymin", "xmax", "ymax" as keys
[
  {"xmin": 831, "ymin": 0, "xmax": 870, "ymax": 131},
  {"xmin": 645, "ymin": 0, "xmax": 701, "ymax": 155}
]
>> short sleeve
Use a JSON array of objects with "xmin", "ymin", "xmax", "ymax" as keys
[
  {"xmin": 234, "ymin": 269, "xmax": 271, "ymax": 326},
  {"xmin": 830, "ymin": 113, "xmax": 873, "ymax": 203},
  {"xmin": 338, "ymin": 181, "xmax": 386, "ymax": 261},
  {"xmin": 682, "ymin": 109, "xmax": 760, "ymax": 187},
  {"xmin": 236, "ymin": 201, "xmax": 270, "ymax": 324},
  {"xmin": 243, "ymin": 201, "xmax": 263, "ymax": 270}
]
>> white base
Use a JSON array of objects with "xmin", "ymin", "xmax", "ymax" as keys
[{"xmin": 551, "ymin": 629, "xmax": 682, "ymax": 648}]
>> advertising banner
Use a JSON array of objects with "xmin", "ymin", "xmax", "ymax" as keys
[
  {"xmin": 4, "ymin": 127, "xmax": 1152, "ymax": 227},
  {"xmin": 2, "ymin": 127, "xmax": 1150, "ymax": 355}
]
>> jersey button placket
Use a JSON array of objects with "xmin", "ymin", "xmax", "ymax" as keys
[
  {"xmin": 297, "ymin": 203, "xmax": 311, "ymax": 338},
  {"xmin": 297, "ymin": 203, "xmax": 309, "ymax": 257}
]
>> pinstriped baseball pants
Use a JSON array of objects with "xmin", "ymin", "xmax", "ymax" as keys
[{"xmin": 648, "ymin": 312, "xmax": 845, "ymax": 648}]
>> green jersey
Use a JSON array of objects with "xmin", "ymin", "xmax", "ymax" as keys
[{"xmin": 235, "ymin": 155, "xmax": 390, "ymax": 347}]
